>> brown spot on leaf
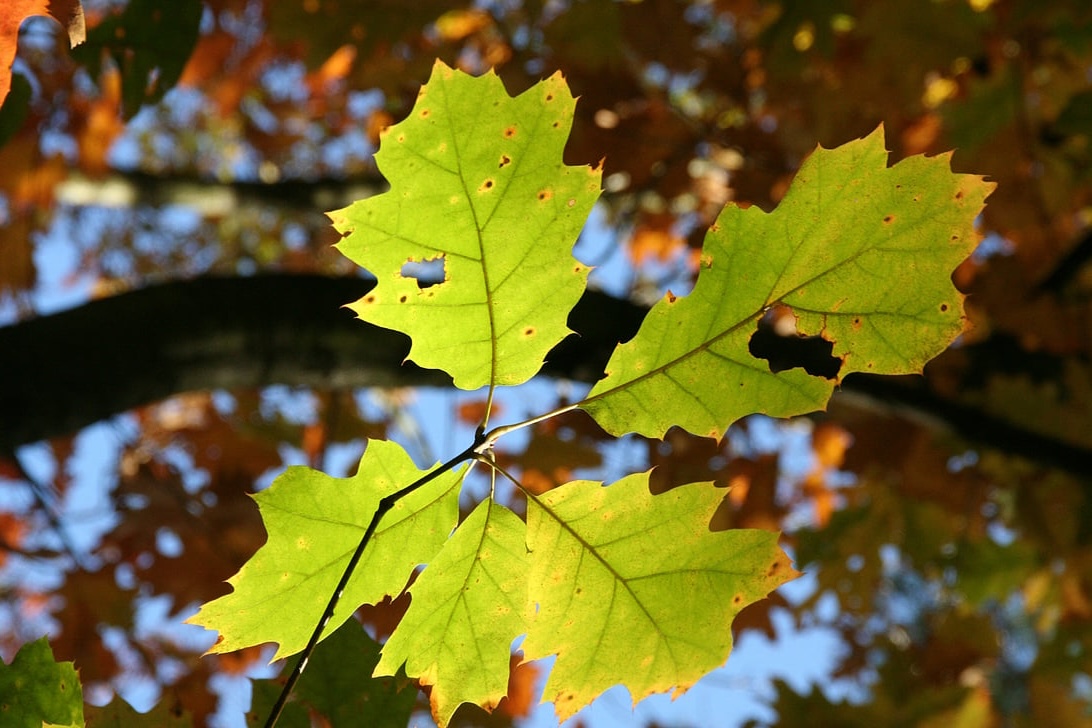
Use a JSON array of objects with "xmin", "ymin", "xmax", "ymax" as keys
[
  {"xmin": 365, "ymin": 294, "xmax": 376, "ymax": 304},
  {"xmin": 503, "ymin": 126, "xmax": 517, "ymax": 138},
  {"xmin": 499, "ymin": 154, "xmax": 511, "ymax": 167},
  {"xmin": 666, "ymin": 291, "xmax": 677, "ymax": 303},
  {"xmin": 883, "ymin": 215, "xmax": 894, "ymax": 224},
  {"xmin": 523, "ymin": 327, "xmax": 535, "ymax": 336},
  {"xmin": 733, "ymin": 594, "xmax": 744, "ymax": 606},
  {"xmin": 940, "ymin": 303, "xmax": 949, "ymax": 312},
  {"xmin": 955, "ymin": 190, "xmax": 964, "ymax": 200},
  {"xmin": 420, "ymin": 108, "xmax": 430, "ymax": 118},
  {"xmin": 567, "ymin": 198, "xmax": 576, "ymax": 207},
  {"xmin": 479, "ymin": 179, "xmax": 494, "ymax": 193},
  {"xmin": 552, "ymin": 121, "xmax": 560, "ymax": 128},
  {"xmin": 397, "ymin": 133, "xmax": 405, "ymax": 143},
  {"xmin": 399, "ymin": 295, "xmax": 407, "ymax": 303},
  {"xmin": 538, "ymin": 189, "xmax": 552, "ymax": 201},
  {"xmin": 546, "ymin": 93, "xmax": 554, "ymax": 101}
]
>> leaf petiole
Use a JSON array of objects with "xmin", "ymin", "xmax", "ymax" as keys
[{"xmin": 474, "ymin": 401, "xmax": 582, "ymax": 455}]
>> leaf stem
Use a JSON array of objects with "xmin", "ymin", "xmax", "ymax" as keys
[
  {"xmin": 474, "ymin": 401, "xmax": 582, "ymax": 455},
  {"xmin": 264, "ymin": 432, "xmax": 484, "ymax": 728}
]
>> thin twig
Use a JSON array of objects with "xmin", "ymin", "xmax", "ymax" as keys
[
  {"xmin": 476, "ymin": 402, "xmax": 582, "ymax": 454},
  {"xmin": 3, "ymin": 450, "xmax": 86, "ymax": 570}
]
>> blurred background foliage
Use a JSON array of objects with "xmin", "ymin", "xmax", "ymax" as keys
[{"xmin": 2, "ymin": 0, "xmax": 1092, "ymax": 725}]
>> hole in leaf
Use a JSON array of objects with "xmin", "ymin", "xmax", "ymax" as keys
[
  {"xmin": 400, "ymin": 255, "xmax": 446, "ymax": 289},
  {"xmin": 748, "ymin": 308, "xmax": 841, "ymax": 379}
]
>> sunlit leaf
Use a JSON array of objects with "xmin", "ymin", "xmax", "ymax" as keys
[
  {"xmin": 581, "ymin": 126, "xmax": 995, "ymax": 439},
  {"xmin": 521, "ymin": 473, "xmax": 799, "ymax": 721},
  {"xmin": 330, "ymin": 59, "xmax": 600, "ymax": 390},
  {"xmin": 375, "ymin": 498, "xmax": 530, "ymax": 725},
  {"xmin": 187, "ymin": 439, "xmax": 464, "ymax": 659}
]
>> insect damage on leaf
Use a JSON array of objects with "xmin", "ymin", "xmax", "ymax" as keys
[
  {"xmin": 580, "ymin": 126, "xmax": 995, "ymax": 440},
  {"xmin": 400, "ymin": 254, "xmax": 447, "ymax": 289},
  {"xmin": 329, "ymin": 59, "xmax": 602, "ymax": 390}
]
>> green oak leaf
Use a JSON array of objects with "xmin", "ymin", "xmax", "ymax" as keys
[
  {"xmin": 330, "ymin": 59, "xmax": 601, "ymax": 390},
  {"xmin": 187, "ymin": 439, "xmax": 464, "ymax": 660},
  {"xmin": 375, "ymin": 498, "xmax": 530, "ymax": 726},
  {"xmin": 521, "ymin": 473, "xmax": 799, "ymax": 721},
  {"xmin": 248, "ymin": 620, "xmax": 415, "ymax": 728},
  {"xmin": 581, "ymin": 126, "xmax": 995, "ymax": 439},
  {"xmin": 0, "ymin": 637, "xmax": 83, "ymax": 728},
  {"xmin": 85, "ymin": 696, "xmax": 192, "ymax": 727}
]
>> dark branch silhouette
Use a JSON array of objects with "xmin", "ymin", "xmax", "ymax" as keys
[{"xmin": 2, "ymin": 274, "xmax": 1089, "ymax": 479}]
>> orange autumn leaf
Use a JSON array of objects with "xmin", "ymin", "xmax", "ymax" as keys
[
  {"xmin": 307, "ymin": 44, "xmax": 357, "ymax": 93},
  {"xmin": 627, "ymin": 216, "xmax": 687, "ymax": 264},
  {"xmin": 178, "ymin": 30, "xmax": 237, "ymax": 88},
  {"xmin": 215, "ymin": 645, "xmax": 266, "ymax": 676},
  {"xmin": 497, "ymin": 653, "xmax": 539, "ymax": 718},
  {"xmin": 803, "ymin": 423, "xmax": 852, "ymax": 527},
  {"xmin": 434, "ymin": 9, "xmax": 492, "ymax": 42},
  {"xmin": 0, "ymin": 512, "xmax": 26, "ymax": 567},
  {"xmin": 366, "ymin": 108, "xmax": 394, "ymax": 146},
  {"xmin": 812, "ymin": 422, "xmax": 852, "ymax": 469},
  {"xmin": 0, "ymin": 0, "xmax": 85, "ymax": 103},
  {"xmin": 301, "ymin": 421, "xmax": 327, "ymax": 466},
  {"xmin": 456, "ymin": 398, "xmax": 502, "ymax": 426},
  {"xmin": 76, "ymin": 63, "xmax": 124, "ymax": 177}
]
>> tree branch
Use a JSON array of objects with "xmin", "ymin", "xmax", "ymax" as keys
[{"xmin": 2, "ymin": 274, "xmax": 1089, "ymax": 479}]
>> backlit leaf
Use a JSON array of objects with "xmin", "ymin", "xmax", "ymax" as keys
[
  {"xmin": 187, "ymin": 439, "xmax": 464, "ymax": 660},
  {"xmin": 581, "ymin": 126, "xmax": 995, "ymax": 439},
  {"xmin": 375, "ymin": 498, "xmax": 530, "ymax": 725},
  {"xmin": 330, "ymin": 59, "xmax": 600, "ymax": 390},
  {"xmin": 521, "ymin": 473, "xmax": 799, "ymax": 721},
  {"xmin": 0, "ymin": 0, "xmax": 85, "ymax": 104}
]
